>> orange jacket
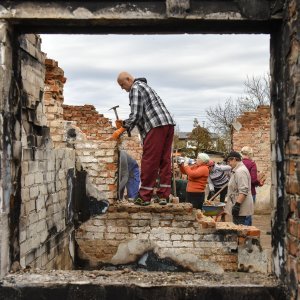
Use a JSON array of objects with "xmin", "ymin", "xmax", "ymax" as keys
[{"xmin": 180, "ymin": 163, "xmax": 209, "ymax": 192}]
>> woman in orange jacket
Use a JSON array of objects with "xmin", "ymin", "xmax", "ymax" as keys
[{"xmin": 179, "ymin": 153, "xmax": 210, "ymax": 209}]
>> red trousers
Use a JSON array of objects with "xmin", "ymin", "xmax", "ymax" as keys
[{"xmin": 139, "ymin": 125, "xmax": 174, "ymax": 201}]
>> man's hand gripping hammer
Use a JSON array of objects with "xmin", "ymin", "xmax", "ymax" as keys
[{"xmin": 108, "ymin": 105, "xmax": 131, "ymax": 137}]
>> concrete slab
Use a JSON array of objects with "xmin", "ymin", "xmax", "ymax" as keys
[{"xmin": 0, "ymin": 269, "xmax": 288, "ymax": 300}]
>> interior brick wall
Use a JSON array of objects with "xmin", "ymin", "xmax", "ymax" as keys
[
  {"xmin": 19, "ymin": 36, "xmax": 75, "ymax": 270},
  {"xmin": 42, "ymin": 59, "xmax": 142, "ymax": 201},
  {"xmin": 75, "ymin": 203, "xmax": 265, "ymax": 273},
  {"xmin": 63, "ymin": 104, "xmax": 143, "ymax": 166},
  {"xmin": 63, "ymin": 105, "xmax": 113, "ymax": 141}
]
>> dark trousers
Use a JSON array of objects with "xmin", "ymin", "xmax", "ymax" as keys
[
  {"xmin": 139, "ymin": 125, "xmax": 174, "ymax": 201},
  {"xmin": 233, "ymin": 215, "xmax": 247, "ymax": 225},
  {"xmin": 186, "ymin": 192, "xmax": 205, "ymax": 210},
  {"xmin": 215, "ymin": 186, "xmax": 228, "ymax": 202},
  {"xmin": 245, "ymin": 195, "xmax": 256, "ymax": 226}
]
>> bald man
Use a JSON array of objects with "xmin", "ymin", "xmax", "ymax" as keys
[{"xmin": 113, "ymin": 72, "xmax": 175, "ymax": 206}]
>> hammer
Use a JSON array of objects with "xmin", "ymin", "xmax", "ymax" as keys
[
  {"xmin": 108, "ymin": 105, "xmax": 120, "ymax": 120},
  {"xmin": 108, "ymin": 105, "xmax": 131, "ymax": 137}
]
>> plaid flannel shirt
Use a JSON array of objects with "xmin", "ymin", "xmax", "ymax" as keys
[{"xmin": 124, "ymin": 79, "xmax": 175, "ymax": 139}]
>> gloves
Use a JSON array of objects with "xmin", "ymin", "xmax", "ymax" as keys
[
  {"xmin": 115, "ymin": 119, "xmax": 123, "ymax": 129},
  {"xmin": 232, "ymin": 202, "xmax": 241, "ymax": 217},
  {"xmin": 111, "ymin": 127, "xmax": 126, "ymax": 140},
  {"xmin": 177, "ymin": 157, "xmax": 185, "ymax": 165},
  {"xmin": 207, "ymin": 190, "xmax": 215, "ymax": 200}
]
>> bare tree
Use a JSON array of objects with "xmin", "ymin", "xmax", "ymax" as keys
[
  {"xmin": 205, "ymin": 74, "xmax": 270, "ymax": 137},
  {"xmin": 238, "ymin": 74, "xmax": 270, "ymax": 111},
  {"xmin": 206, "ymin": 98, "xmax": 241, "ymax": 136}
]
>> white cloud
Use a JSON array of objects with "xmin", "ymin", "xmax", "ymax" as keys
[{"xmin": 41, "ymin": 33, "xmax": 269, "ymax": 131}]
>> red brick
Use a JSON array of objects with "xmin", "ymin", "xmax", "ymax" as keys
[
  {"xmin": 246, "ymin": 228, "xmax": 260, "ymax": 237},
  {"xmin": 288, "ymin": 236, "xmax": 298, "ymax": 256},
  {"xmin": 289, "ymin": 218, "xmax": 299, "ymax": 237}
]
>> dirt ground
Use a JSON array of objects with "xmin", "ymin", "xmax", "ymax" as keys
[{"xmin": 252, "ymin": 213, "xmax": 272, "ymax": 251}]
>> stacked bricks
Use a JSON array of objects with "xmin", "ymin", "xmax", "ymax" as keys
[
  {"xmin": 75, "ymin": 203, "xmax": 261, "ymax": 272},
  {"xmin": 63, "ymin": 105, "xmax": 114, "ymax": 141},
  {"xmin": 20, "ymin": 141, "xmax": 75, "ymax": 269},
  {"xmin": 43, "ymin": 58, "xmax": 67, "ymax": 147},
  {"xmin": 233, "ymin": 105, "xmax": 271, "ymax": 185}
]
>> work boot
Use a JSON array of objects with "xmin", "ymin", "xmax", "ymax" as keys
[
  {"xmin": 151, "ymin": 195, "xmax": 160, "ymax": 203},
  {"xmin": 159, "ymin": 198, "xmax": 167, "ymax": 205},
  {"xmin": 134, "ymin": 195, "xmax": 151, "ymax": 206}
]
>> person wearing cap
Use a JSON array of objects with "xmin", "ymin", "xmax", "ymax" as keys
[
  {"xmin": 207, "ymin": 160, "xmax": 231, "ymax": 202},
  {"xmin": 111, "ymin": 72, "xmax": 175, "ymax": 206},
  {"xmin": 178, "ymin": 153, "xmax": 210, "ymax": 210},
  {"xmin": 224, "ymin": 151, "xmax": 254, "ymax": 225},
  {"xmin": 241, "ymin": 146, "xmax": 264, "ymax": 225}
]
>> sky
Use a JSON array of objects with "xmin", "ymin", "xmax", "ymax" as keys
[{"xmin": 40, "ymin": 34, "xmax": 270, "ymax": 132}]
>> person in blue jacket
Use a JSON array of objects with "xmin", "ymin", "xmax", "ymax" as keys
[{"xmin": 119, "ymin": 150, "xmax": 140, "ymax": 200}]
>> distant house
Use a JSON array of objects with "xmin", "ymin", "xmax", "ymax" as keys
[
  {"xmin": 175, "ymin": 130, "xmax": 225, "ymax": 161},
  {"xmin": 177, "ymin": 132, "xmax": 191, "ymax": 141},
  {"xmin": 177, "ymin": 131, "xmax": 220, "ymax": 149}
]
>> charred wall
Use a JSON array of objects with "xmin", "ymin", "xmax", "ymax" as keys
[
  {"xmin": 0, "ymin": 0, "xmax": 299, "ymax": 298},
  {"xmin": 270, "ymin": 0, "xmax": 300, "ymax": 298}
]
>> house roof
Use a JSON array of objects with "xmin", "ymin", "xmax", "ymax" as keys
[
  {"xmin": 177, "ymin": 132, "xmax": 191, "ymax": 139},
  {"xmin": 177, "ymin": 131, "xmax": 219, "ymax": 140}
]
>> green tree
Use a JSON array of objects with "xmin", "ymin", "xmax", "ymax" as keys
[
  {"xmin": 188, "ymin": 118, "xmax": 212, "ymax": 158},
  {"xmin": 173, "ymin": 133, "xmax": 186, "ymax": 151}
]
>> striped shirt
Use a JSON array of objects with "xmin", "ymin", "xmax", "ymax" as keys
[
  {"xmin": 208, "ymin": 164, "xmax": 231, "ymax": 191},
  {"xmin": 123, "ymin": 78, "xmax": 175, "ymax": 139}
]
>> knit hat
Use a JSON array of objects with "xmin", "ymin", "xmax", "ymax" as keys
[{"xmin": 197, "ymin": 153, "xmax": 210, "ymax": 163}]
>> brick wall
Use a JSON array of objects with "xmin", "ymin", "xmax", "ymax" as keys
[
  {"xmin": 43, "ymin": 58, "xmax": 66, "ymax": 148},
  {"xmin": 272, "ymin": 0, "xmax": 300, "ymax": 298},
  {"xmin": 20, "ymin": 148, "xmax": 75, "ymax": 269},
  {"xmin": 43, "ymin": 59, "xmax": 142, "ymax": 201},
  {"xmin": 63, "ymin": 105, "xmax": 113, "ymax": 141},
  {"xmin": 75, "ymin": 203, "xmax": 267, "ymax": 273},
  {"xmin": 42, "ymin": 60, "xmax": 117, "ymax": 201},
  {"xmin": 63, "ymin": 104, "xmax": 143, "ymax": 166},
  {"xmin": 233, "ymin": 105, "xmax": 271, "ymax": 184},
  {"xmin": 18, "ymin": 35, "xmax": 75, "ymax": 270},
  {"xmin": 232, "ymin": 105, "xmax": 271, "ymax": 212}
]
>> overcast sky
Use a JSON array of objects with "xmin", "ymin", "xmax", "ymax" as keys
[{"xmin": 40, "ymin": 34, "xmax": 270, "ymax": 132}]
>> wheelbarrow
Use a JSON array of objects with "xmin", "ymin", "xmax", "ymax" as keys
[{"xmin": 202, "ymin": 202, "xmax": 226, "ymax": 217}]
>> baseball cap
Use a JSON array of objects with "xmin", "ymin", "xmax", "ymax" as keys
[{"xmin": 225, "ymin": 151, "xmax": 242, "ymax": 161}]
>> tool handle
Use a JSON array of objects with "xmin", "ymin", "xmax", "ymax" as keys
[{"xmin": 208, "ymin": 183, "xmax": 228, "ymax": 201}]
